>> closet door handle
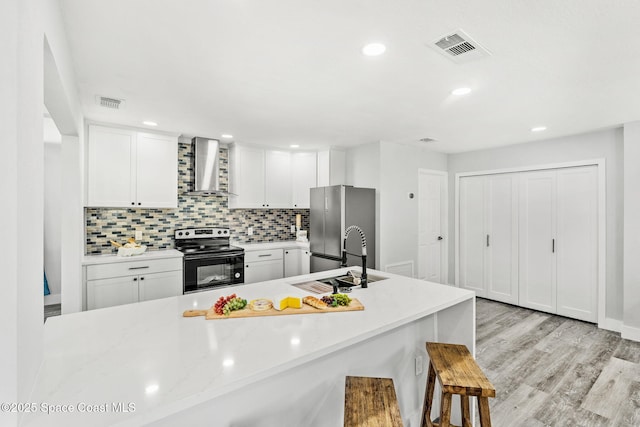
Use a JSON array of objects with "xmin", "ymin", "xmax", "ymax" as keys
[
  {"xmin": 552, "ymin": 239, "xmax": 555, "ymax": 253},
  {"xmin": 486, "ymin": 234, "xmax": 490, "ymax": 247}
]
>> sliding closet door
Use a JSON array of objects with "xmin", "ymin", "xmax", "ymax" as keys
[
  {"xmin": 459, "ymin": 176, "xmax": 486, "ymax": 297},
  {"xmin": 485, "ymin": 174, "xmax": 519, "ymax": 304},
  {"xmin": 556, "ymin": 166, "xmax": 598, "ymax": 322},
  {"xmin": 519, "ymin": 171, "xmax": 557, "ymax": 314}
]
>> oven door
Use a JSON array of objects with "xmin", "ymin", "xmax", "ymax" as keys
[{"xmin": 183, "ymin": 253, "xmax": 244, "ymax": 294}]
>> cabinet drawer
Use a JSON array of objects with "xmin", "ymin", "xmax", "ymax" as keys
[
  {"xmin": 245, "ymin": 249, "xmax": 283, "ymax": 263},
  {"xmin": 87, "ymin": 257, "xmax": 182, "ymax": 280}
]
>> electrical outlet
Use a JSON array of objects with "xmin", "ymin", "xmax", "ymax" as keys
[
  {"xmin": 135, "ymin": 230, "xmax": 143, "ymax": 241},
  {"xmin": 247, "ymin": 227, "xmax": 253, "ymax": 236},
  {"xmin": 415, "ymin": 355, "xmax": 423, "ymax": 376},
  {"xmin": 291, "ymin": 225, "xmax": 296, "ymax": 233}
]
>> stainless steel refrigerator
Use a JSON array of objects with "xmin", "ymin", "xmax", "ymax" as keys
[{"xmin": 309, "ymin": 185, "xmax": 376, "ymax": 273}]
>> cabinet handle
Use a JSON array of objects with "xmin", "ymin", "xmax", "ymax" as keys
[
  {"xmin": 140, "ymin": 277, "xmax": 145, "ymax": 281},
  {"xmin": 486, "ymin": 234, "xmax": 490, "ymax": 247},
  {"xmin": 285, "ymin": 251, "xmax": 289, "ymax": 254},
  {"xmin": 552, "ymin": 239, "xmax": 555, "ymax": 253},
  {"xmin": 138, "ymin": 202, "xmax": 141, "ymax": 206},
  {"xmin": 131, "ymin": 202, "xmax": 135, "ymax": 206},
  {"xmin": 129, "ymin": 266, "xmax": 149, "ymax": 270},
  {"xmin": 258, "ymin": 254, "xmax": 272, "ymax": 257},
  {"xmin": 133, "ymin": 277, "xmax": 138, "ymax": 281}
]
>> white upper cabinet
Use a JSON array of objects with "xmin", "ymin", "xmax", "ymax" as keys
[
  {"xmin": 87, "ymin": 125, "xmax": 178, "ymax": 208},
  {"xmin": 317, "ymin": 149, "xmax": 345, "ymax": 187},
  {"xmin": 291, "ymin": 152, "xmax": 317, "ymax": 208},
  {"xmin": 135, "ymin": 132, "xmax": 178, "ymax": 208},
  {"xmin": 229, "ymin": 145, "xmax": 266, "ymax": 209},
  {"xmin": 229, "ymin": 144, "xmax": 317, "ymax": 209},
  {"xmin": 264, "ymin": 150, "xmax": 292, "ymax": 208},
  {"xmin": 87, "ymin": 126, "xmax": 135, "ymax": 208}
]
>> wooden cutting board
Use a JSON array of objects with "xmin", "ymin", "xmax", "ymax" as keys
[{"xmin": 183, "ymin": 298, "xmax": 364, "ymax": 320}]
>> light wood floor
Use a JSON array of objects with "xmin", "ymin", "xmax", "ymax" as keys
[{"xmin": 476, "ymin": 298, "xmax": 640, "ymax": 426}]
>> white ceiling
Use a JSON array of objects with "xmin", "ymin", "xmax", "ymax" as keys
[{"xmin": 59, "ymin": 0, "xmax": 640, "ymax": 153}]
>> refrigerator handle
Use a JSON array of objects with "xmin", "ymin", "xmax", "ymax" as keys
[{"xmin": 325, "ymin": 196, "xmax": 328, "ymax": 211}]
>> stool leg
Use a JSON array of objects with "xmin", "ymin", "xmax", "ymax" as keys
[
  {"xmin": 439, "ymin": 392, "xmax": 452, "ymax": 427},
  {"xmin": 478, "ymin": 396, "xmax": 492, "ymax": 427},
  {"xmin": 421, "ymin": 363, "xmax": 436, "ymax": 427},
  {"xmin": 460, "ymin": 396, "xmax": 471, "ymax": 427}
]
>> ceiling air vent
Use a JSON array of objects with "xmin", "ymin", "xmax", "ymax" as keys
[
  {"xmin": 431, "ymin": 29, "xmax": 490, "ymax": 64},
  {"xmin": 419, "ymin": 137, "xmax": 437, "ymax": 144},
  {"xmin": 96, "ymin": 95, "xmax": 126, "ymax": 110}
]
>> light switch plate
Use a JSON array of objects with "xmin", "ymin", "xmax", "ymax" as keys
[
  {"xmin": 135, "ymin": 230, "xmax": 143, "ymax": 241},
  {"xmin": 248, "ymin": 227, "xmax": 253, "ymax": 236}
]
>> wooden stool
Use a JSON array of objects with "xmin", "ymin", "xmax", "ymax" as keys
[
  {"xmin": 344, "ymin": 376, "xmax": 403, "ymax": 427},
  {"xmin": 421, "ymin": 342, "xmax": 495, "ymax": 427}
]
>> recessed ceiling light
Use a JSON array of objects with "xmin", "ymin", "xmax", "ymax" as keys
[
  {"xmin": 142, "ymin": 121, "xmax": 158, "ymax": 126},
  {"xmin": 290, "ymin": 144, "xmax": 300, "ymax": 148},
  {"xmin": 531, "ymin": 126, "xmax": 547, "ymax": 132},
  {"xmin": 451, "ymin": 87, "xmax": 472, "ymax": 96},
  {"xmin": 362, "ymin": 43, "xmax": 386, "ymax": 56},
  {"xmin": 221, "ymin": 134, "xmax": 233, "ymax": 139}
]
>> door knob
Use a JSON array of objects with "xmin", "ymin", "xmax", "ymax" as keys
[{"xmin": 437, "ymin": 236, "xmax": 443, "ymax": 241}]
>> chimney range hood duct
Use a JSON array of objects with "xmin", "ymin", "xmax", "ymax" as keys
[{"xmin": 188, "ymin": 137, "xmax": 234, "ymax": 196}]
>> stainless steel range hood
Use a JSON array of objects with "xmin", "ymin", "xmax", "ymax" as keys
[{"xmin": 187, "ymin": 137, "xmax": 233, "ymax": 196}]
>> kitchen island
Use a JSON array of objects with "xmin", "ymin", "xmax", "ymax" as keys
[{"xmin": 24, "ymin": 268, "xmax": 475, "ymax": 427}]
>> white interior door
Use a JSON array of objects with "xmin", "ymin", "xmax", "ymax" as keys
[
  {"xmin": 519, "ymin": 170, "xmax": 557, "ymax": 314},
  {"xmin": 418, "ymin": 170, "xmax": 447, "ymax": 284},
  {"xmin": 459, "ymin": 176, "xmax": 486, "ymax": 296},
  {"xmin": 556, "ymin": 166, "xmax": 598, "ymax": 322},
  {"xmin": 485, "ymin": 174, "xmax": 519, "ymax": 304}
]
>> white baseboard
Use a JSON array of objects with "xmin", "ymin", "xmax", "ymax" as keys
[
  {"xmin": 44, "ymin": 293, "xmax": 61, "ymax": 306},
  {"xmin": 622, "ymin": 325, "xmax": 640, "ymax": 342},
  {"xmin": 600, "ymin": 317, "xmax": 622, "ymax": 333}
]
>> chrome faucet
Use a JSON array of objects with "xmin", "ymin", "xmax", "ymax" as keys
[{"xmin": 341, "ymin": 225, "xmax": 368, "ymax": 288}]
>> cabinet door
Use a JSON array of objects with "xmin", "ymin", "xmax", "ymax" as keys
[
  {"xmin": 485, "ymin": 174, "xmax": 519, "ymax": 304},
  {"xmin": 138, "ymin": 271, "xmax": 182, "ymax": 302},
  {"xmin": 265, "ymin": 150, "xmax": 291, "ymax": 208},
  {"xmin": 519, "ymin": 170, "xmax": 557, "ymax": 314},
  {"xmin": 458, "ymin": 176, "xmax": 486, "ymax": 296},
  {"xmin": 556, "ymin": 166, "xmax": 598, "ymax": 322},
  {"xmin": 87, "ymin": 125, "xmax": 135, "ymax": 207},
  {"xmin": 136, "ymin": 133, "xmax": 178, "ymax": 208},
  {"xmin": 284, "ymin": 249, "xmax": 310, "ymax": 277},
  {"xmin": 291, "ymin": 152, "xmax": 317, "ymax": 208},
  {"xmin": 87, "ymin": 276, "xmax": 139, "ymax": 310},
  {"xmin": 244, "ymin": 260, "xmax": 284, "ymax": 284},
  {"xmin": 232, "ymin": 146, "xmax": 265, "ymax": 208}
]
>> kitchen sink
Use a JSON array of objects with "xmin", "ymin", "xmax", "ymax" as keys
[{"xmin": 317, "ymin": 272, "xmax": 388, "ymax": 287}]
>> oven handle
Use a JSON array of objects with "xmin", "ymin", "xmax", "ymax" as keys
[{"xmin": 183, "ymin": 252, "xmax": 244, "ymax": 261}]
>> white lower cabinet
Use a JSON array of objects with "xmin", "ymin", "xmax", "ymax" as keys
[
  {"xmin": 138, "ymin": 271, "xmax": 183, "ymax": 302},
  {"xmin": 85, "ymin": 256, "xmax": 182, "ymax": 310},
  {"xmin": 459, "ymin": 165, "xmax": 598, "ymax": 323},
  {"xmin": 244, "ymin": 249, "xmax": 284, "ymax": 284},
  {"xmin": 87, "ymin": 276, "xmax": 140, "ymax": 310},
  {"xmin": 284, "ymin": 249, "xmax": 311, "ymax": 277}
]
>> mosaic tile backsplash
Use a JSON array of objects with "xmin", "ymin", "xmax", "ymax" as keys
[{"xmin": 85, "ymin": 143, "xmax": 310, "ymax": 254}]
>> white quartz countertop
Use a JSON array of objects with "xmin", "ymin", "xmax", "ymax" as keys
[
  {"xmin": 233, "ymin": 240, "xmax": 310, "ymax": 251},
  {"xmin": 82, "ymin": 249, "xmax": 183, "ymax": 266},
  {"xmin": 25, "ymin": 268, "xmax": 473, "ymax": 427}
]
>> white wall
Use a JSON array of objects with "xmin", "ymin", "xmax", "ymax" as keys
[
  {"xmin": 345, "ymin": 142, "xmax": 381, "ymax": 268},
  {"xmin": 448, "ymin": 128, "xmax": 624, "ymax": 322},
  {"xmin": 44, "ymin": 142, "xmax": 62, "ymax": 302},
  {"xmin": 346, "ymin": 141, "xmax": 448, "ymax": 276},
  {"xmin": 623, "ymin": 122, "xmax": 640, "ymax": 339},
  {"xmin": 379, "ymin": 142, "xmax": 447, "ymax": 276},
  {"xmin": 1, "ymin": 1, "xmax": 44, "ymax": 425}
]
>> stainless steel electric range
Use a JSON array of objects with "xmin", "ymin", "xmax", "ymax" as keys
[{"xmin": 174, "ymin": 228, "xmax": 244, "ymax": 294}]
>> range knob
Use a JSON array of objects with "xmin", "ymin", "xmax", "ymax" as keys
[
  {"xmin": 185, "ymin": 232, "xmax": 190, "ymax": 236},
  {"xmin": 224, "ymin": 230, "xmax": 228, "ymax": 234},
  {"xmin": 218, "ymin": 230, "xmax": 222, "ymax": 235},
  {"xmin": 235, "ymin": 273, "xmax": 241, "ymax": 278},
  {"xmin": 178, "ymin": 232, "xmax": 183, "ymax": 236}
]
